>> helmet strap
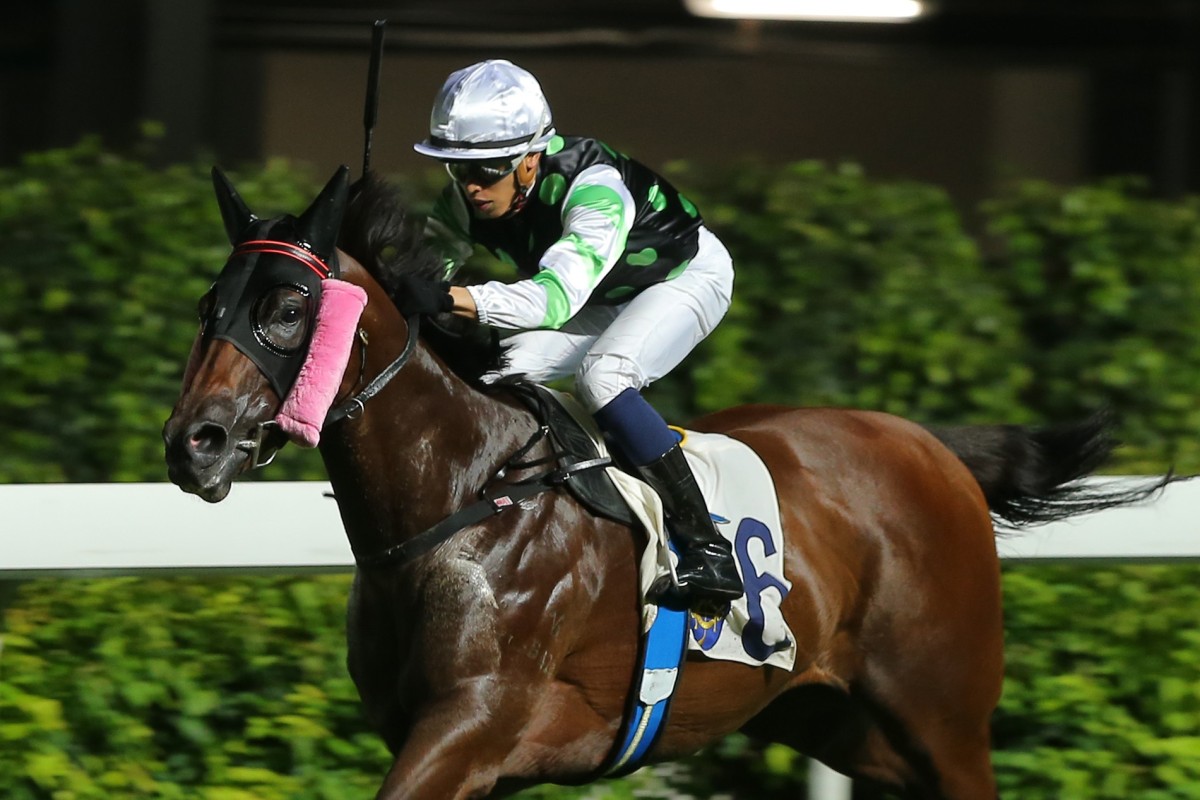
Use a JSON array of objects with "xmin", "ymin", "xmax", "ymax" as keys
[
  {"xmin": 500, "ymin": 115, "xmax": 546, "ymax": 219},
  {"xmin": 502, "ymin": 157, "xmax": 538, "ymax": 218}
]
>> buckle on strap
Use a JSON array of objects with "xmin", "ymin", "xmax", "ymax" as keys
[{"xmin": 550, "ymin": 456, "xmax": 613, "ymax": 484}]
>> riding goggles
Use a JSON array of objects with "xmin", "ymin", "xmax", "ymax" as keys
[{"xmin": 443, "ymin": 154, "xmax": 524, "ymax": 187}]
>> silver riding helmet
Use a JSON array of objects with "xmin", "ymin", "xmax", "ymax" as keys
[{"xmin": 413, "ymin": 59, "xmax": 556, "ymax": 161}]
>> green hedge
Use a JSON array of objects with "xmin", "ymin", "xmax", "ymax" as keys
[
  {"xmin": 1, "ymin": 577, "xmax": 384, "ymax": 800},
  {"xmin": 659, "ymin": 160, "xmax": 1027, "ymax": 426},
  {"xmin": 2, "ymin": 139, "xmax": 1198, "ymax": 797},
  {"xmin": 981, "ymin": 178, "xmax": 1200, "ymax": 470},
  {"xmin": 996, "ymin": 565, "xmax": 1200, "ymax": 799},
  {"xmin": 8, "ymin": 569, "xmax": 1200, "ymax": 799}
]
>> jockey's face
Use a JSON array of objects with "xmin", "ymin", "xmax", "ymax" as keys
[{"xmin": 453, "ymin": 153, "xmax": 540, "ymax": 220}]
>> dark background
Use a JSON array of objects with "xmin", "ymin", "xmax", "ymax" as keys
[{"xmin": 5, "ymin": 0, "xmax": 1200, "ymax": 212}]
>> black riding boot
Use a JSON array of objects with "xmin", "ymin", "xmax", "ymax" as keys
[{"xmin": 639, "ymin": 443, "xmax": 744, "ymax": 616}]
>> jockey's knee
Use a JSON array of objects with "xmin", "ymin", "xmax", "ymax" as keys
[{"xmin": 576, "ymin": 353, "xmax": 644, "ymax": 413}]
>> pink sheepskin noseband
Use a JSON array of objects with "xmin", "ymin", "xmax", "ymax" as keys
[{"xmin": 275, "ymin": 279, "xmax": 368, "ymax": 447}]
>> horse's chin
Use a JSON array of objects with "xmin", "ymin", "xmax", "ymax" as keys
[
  {"xmin": 195, "ymin": 481, "xmax": 233, "ymax": 503},
  {"xmin": 169, "ymin": 449, "xmax": 249, "ymax": 503}
]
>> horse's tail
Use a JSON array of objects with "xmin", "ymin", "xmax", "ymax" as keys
[{"xmin": 926, "ymin": 411, "xmax": 1171, "ymax": 529}]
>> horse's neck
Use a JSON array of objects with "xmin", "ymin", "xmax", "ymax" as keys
[{"xmin": 319, "ymin": 260, "xmax": 537, "ymax": 559}]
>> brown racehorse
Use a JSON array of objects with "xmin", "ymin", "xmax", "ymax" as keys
[{"xmin": 164, "ymin": 169, "xmax": 1162, "ymax": 799}]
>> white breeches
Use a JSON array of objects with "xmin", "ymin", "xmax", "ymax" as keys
[{"xmin": 484, "ymin": 226, "xmax": 734, "ymax": 412}]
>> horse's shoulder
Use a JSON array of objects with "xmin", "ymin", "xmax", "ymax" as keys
[
  {"xmin": 421, "ymin": 537, "xmax": 501, "ymax": 603},
  {"xmin": 418, "ymin": 513, "xmax": 595, "ymax": 603}
]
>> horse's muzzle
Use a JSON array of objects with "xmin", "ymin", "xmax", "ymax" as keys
[{"xmin": 163, "ymin": 412, "xmax": 245, "ymax": 502}]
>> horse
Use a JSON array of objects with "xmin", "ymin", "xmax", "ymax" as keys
[{"xmin": 163, "ymin": 166, "xmax": 1163, "ymax": 799}]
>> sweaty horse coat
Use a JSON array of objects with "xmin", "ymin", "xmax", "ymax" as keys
[{"xmin": 164, "ymin": 171, "xmax": 1163, "ymax": 799}]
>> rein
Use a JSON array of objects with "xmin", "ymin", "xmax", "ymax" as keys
[
  {"xmin": 352, "ymin": 422, "xmax": 612, "ymax": 569},
  {"xmin": 325, "ymin": 312, "xmax": 421, "ymax": 426},
  {"xmin": 242, "ymin": 301, "xmax": 612, "ymax": 569}
]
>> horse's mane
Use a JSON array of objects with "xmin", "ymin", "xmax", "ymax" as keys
[{"xmin": 338, "ymin": 172, "xmax": 505, "ymax": 382}]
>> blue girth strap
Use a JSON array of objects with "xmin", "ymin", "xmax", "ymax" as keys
[{"xmin": 605, "ymin": 544, "xmax": 690, "ymax": 777}]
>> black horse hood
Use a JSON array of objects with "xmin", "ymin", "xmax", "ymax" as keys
[{"xmin": 203, "ymin": 166, "xmax": 349, "ymax": 399}]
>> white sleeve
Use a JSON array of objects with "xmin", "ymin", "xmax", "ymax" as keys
[{"xmin": 468, "ymin": 164, "xmax": 635, "ymax": 330}]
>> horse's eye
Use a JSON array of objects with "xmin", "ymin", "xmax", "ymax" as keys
[{"xmin": 252, "ymin": 285, "xmax": 311, "ymax": 355}]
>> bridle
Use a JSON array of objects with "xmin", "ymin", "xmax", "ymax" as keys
[
  {"xmin": 236, "ymin": 303, "xmax": 613, "ymax": 571},
  {"xmin": 325, "ymin": 312, "xmax": 421, "ymax": 426},
  {"xmin": 234, "ymin": 283, "xmax": 423, "ymax": 469}
]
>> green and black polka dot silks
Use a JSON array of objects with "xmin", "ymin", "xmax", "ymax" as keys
[{"xmin": 433, "ymin": 135, "xmax": 704, "ymax": 311}]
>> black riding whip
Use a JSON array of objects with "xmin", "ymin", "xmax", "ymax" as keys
[{"xmin": 362, "ymin": 19, "xmax": 387, "ymax": 177}]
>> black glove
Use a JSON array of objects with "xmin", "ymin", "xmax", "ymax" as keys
[{"xmin": 394, "ymin": 274, "xmax": 453, "ymax": 317}]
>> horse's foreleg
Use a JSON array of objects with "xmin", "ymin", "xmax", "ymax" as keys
[{"xmin": 373, "ymin": 678, "xmax": 527, "ymax": 800}]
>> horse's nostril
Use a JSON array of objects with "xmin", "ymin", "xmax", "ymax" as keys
[{"xmin": 187, "ymin": 422, "xmax": 229, "ymax": 458}]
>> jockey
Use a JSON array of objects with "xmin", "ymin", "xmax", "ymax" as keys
[{"xmin": 409, "ymin": 59, "xmax": 742, "ymax": 615}]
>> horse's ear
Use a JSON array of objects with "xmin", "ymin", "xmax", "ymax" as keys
[
  {"xmin": 297, "ymin": 166, "xmax": 350, "ymax": 261},
  {"xmin": 211, "ymin": 167, "xmax": 257, "ymax": 244}
]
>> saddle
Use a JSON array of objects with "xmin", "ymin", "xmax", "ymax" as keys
[{"xmin": 504, "ymin": 382, "xmax": 636, "ymax": 527}]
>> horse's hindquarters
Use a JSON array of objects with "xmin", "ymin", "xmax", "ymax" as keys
[{"xmin": 689, "ymin": 406, "xmax": 1004, "ymax": 798}]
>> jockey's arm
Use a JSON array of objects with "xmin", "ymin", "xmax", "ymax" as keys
[
  {"xmin": 464, "ymin": 164, "xmax": 635, "ymax": 331},
  {"xmin": 450, "ymin": 286, "xmax": 477, "ymax": 319}
]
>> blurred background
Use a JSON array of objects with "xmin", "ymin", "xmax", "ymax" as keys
[
  {"xmin": 5, "ymin": 2, "xmax": 1200, "ymax": 799},
  {"xmin": 7, "ymin": 0, "xmax": 1200, "ymax": 207}
]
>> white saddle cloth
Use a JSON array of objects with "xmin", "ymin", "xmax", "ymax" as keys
[{"xmin": 550, "ymin": 390, "xmax": 797, "ymax": 671}]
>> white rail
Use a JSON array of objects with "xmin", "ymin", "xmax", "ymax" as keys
[
  {"xmin": 1, "ymin": 481, "xmax": 350, "ymax": 577},
  {"xmin": 3, "ymin": 477, "xmax": 1197, "ymax": 577},
  {"xmin": 2, "ymin": 477, "xmax": 1195, "ymax": 799}
]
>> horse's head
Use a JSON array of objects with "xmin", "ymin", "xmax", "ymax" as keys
[{"xmin": 163, "ymin": 166, "xmax": 350, "ymax": 501}]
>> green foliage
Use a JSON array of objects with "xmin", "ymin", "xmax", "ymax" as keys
[
  {"xmin": 7, "ymin": 568, "xmax": 1200, "ymax": 798},
  {"xmin": 1, "ymin": 576, "xmax": 388, "ymax": 799},
  {"xmin": 658, "ymin": 160, "xmax": 1028, "ymax": 424},
  {"xmin": 3, "ymin": 141, "xmax": 1199, "ymax": 796},
  {"xmin": 996, "ymin": 565, "xmax": 1200, "ymax": 798},
  {"xmin": 3, "ymin": 141, "xmax": 1194, "ymax": 481},
  {"xmin": 983, "ymin": 178, "xmax": 1200, "ymax": 471}
]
